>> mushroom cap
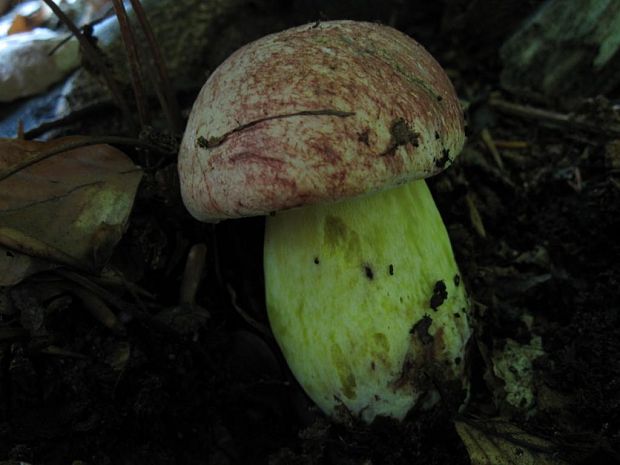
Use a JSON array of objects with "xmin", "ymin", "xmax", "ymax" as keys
[{"xmin": 178, "ymin": 20, "xmax": 465, "ymax": 222}]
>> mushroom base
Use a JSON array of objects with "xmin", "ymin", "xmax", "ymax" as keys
[{"xmin": 264, "ymin": 180, "xmax": 471, "ymax": 423}]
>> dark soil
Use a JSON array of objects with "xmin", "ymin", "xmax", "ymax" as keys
[{"xmin": 1, "ymin": 1, "xmax": 620, "ymax": 464}]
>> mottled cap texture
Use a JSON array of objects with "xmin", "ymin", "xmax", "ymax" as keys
[{"xmin": 178, "ymin": 20, "xmax": 465, "ymax": 221}]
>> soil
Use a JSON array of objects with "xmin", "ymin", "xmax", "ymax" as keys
[{"xmin": 1, "ymin": 1, "xmax": 620, "ymax": 464}]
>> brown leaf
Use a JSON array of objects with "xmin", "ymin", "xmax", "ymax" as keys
[
  {"xmin": 0, "ymin": 244, "xmax": 55, "ymax": 286},
  {"xmin": 7, "ymin": 15, "xmax": 31, "ymax": 35},
  {"xmin": 455, "ymin": 417, "xmax": 569, "ymax": 465},
  {"xmin": 0, "ymin": 137, "xmax": 142, "ymax": 271}
]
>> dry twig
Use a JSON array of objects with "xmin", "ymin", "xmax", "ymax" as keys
[
  {"xmin": 180, "ymin": 243, "xmax": 208, "ymax": 306},
  {"xmin": 111, "ymin": 0, "xmax": 148, "ymax": 128},
  {"xmin": 226, "ymin": 283, "xmax": 273, "ymax": 339},
  {"xmin": 129, "ymin": 0, "xmax": 182, "ymax": 133},
  {"xmin": 0, "ymin": 136, "xmax": 173, "ymax": 183},
  {"xmin": 481, "ymin": 128, "xmax": 505, "ymax": 171},
  {"xmin": 465, "ymin": 193, "xmax": 487, "ymax": 239},
  {"xmin": 41, "ymin": 0, "xmax": 135, "ymax": 131},
  {"xmin": 490, "ymin": 98, "xmax": 620, "ymax": 138}
]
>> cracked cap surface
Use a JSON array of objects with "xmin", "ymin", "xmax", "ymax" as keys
[{"xmin": 178, "ymin": 20, "xmax": 465, "ymax": 222}]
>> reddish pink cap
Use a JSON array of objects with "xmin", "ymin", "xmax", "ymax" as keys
[{"xmin": 178, "ymin": 20, "xmax": 465, "ymax": 221}]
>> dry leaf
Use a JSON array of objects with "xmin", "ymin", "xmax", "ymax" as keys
[
  {"xmin": 490, "ymin": 337, "xmax": 545, "ymax": 414},
  {"xmin": 0, "ymin": 244, "xmax": 55, "ymax": 286},
  {"xmin": 0, "ymin": 137, "xmax": 142, "ymax": 271},
  {"xmin": 455, "ymin": 417, "xmax": 569, "ymax": 465},
  {"xmin": 7, "ymin": 14, "xmax": 31, "ymax": 34}
]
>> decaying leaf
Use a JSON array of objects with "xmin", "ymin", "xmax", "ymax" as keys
[
  {"xmin": 0, "ymin": 137, "xmax": 142, "ymax": 271},
  {"xmin": 0, "ymin": 244, "xmax": 55, "ymax": 286},
  {"xmin": 490, "ymin": 337, "xmax": 545, "ymax": 414},
  {"xmin": 103, "ymin": 339, "xmax": 131, "ymax": 372},
  {"xmin": 455, "ymin": 417, "xmax": 569, "ymax": 465},
  {"xmin": 7, "ymin": 14, "xmax": 31, "ymax": 34}
]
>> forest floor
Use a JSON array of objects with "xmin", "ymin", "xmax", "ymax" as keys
[{"xmin": 1, "ymin": 2, "xmax": 619, "ymax": 464}]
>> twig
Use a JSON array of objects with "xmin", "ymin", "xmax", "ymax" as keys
[
  {"xmin": 465, "ymin": 193, "xmax": 487, "ymax": 239},
  {"xmin": 493, "ymin": 140, "xmax": 529, "ymax": 150},
  {"xmin": 48, "ymin": 12, "xmax": 114, "ymax": 57},
  {"xmin": 129, "ymin": 0, "xmax": 183, "ymax": 133},
  {"xmin": 56, "ymin": 269, "xmax": 136, "ymax": 314},
  {"xmin": 226, "ymin": 283, "xmax": 273, "ymax": 340},
  {"xmin": 70, "ymin": 285, "xmax": 126, "ymax": 334},
  {"xmin": 489, "ymin": 98, "xmax": 620, "ymax": 138},
  {"xmin": 40, "ymin": 0, "xmax": 136, "ymax": 132},
  {"xmin": 93, "ymin": 272, "xmax": 156, "ymax": 300},
  {"xmin": 0, "ymin": 136, "xmax": 173, "ymax": 183},
  {"xmin": 56, "ymin": 269, "xmax": 217, "ymax": 369},
  {"xmin": 180, "ymin": 243, "xmax": 208, "ymax": 306},
  {"xmin": 198, "ymin": 109, "xmax": 355, "ymax": 149},
  {"xmin": 480, "ymin": 127, "xmax": 505, "ymax": 171},
  {"xmin": 39, "ymin": 345, "xmax": 89, "ymax": 359},
  {"xmin": 112, "ymin": 0, "xmax": 148, "ymax": 128}
]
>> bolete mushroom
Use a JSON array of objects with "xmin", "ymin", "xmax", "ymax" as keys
[{"xmin": 178, "ymin": 20, "xmax": 471, "ymax": 423}]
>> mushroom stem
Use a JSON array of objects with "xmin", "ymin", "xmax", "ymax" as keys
[{"xmin": 264, "ymin": 180, "xmax": 471, "ymax": 423}]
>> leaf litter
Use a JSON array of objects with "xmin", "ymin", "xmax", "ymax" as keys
[{"xmin": 0, "ymin": 136, "xmax": 142, "ymax": 274}]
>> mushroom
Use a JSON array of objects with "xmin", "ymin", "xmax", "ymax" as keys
[{"xmin": 178, "ymin": 20, "xmax": 471, "ymax": 423}]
